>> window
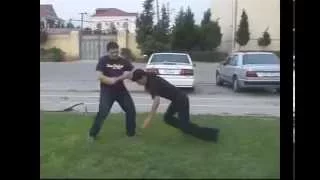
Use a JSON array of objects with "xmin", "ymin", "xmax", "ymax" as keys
[
  {"xmin": 150, "ymin": 54, "xmax": 190, "ymax": 64},
  {"xmin": 243, "ymin": 54, "xmax": 279, "ymax": 65},
  {"xmin": 229, "ymin": 55, "xmax": 238, "ymax": 66}
]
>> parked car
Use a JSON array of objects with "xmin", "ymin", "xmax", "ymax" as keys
[
  {"xmin": 145, "ymin": 53, "xmax": 195, "ymax": 90},
  {"xmin": 216, "ymin": 51, "xmax": 280, "ymax": 92}
]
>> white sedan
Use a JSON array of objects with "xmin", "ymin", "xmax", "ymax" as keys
[{"xmin": 145, "ymin": 53, "xmax": 195, "ymax": 90}]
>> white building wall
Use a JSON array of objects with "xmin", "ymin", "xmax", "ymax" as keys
[
  {"xmin": 211, "ymin": 0, "xmax": 280, "ymax": 52},
  {"xmin": 90, "ymin": 16, "xmax": 137, "ymax": 33}
]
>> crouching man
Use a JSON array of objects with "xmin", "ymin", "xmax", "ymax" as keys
[{"xmin": 131, "ymin": 69, "xmax": 220, "ymax": 142}]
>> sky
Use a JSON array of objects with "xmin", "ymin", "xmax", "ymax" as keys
[{"xmin": 40, "ymin": 0, "xmax": 212, "ymax": 26}]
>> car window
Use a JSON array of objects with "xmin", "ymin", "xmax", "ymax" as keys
[
  {"xmin": 243, "ymin": 54, "xmax": 279, "ymax": 65},
  {"xmin": 229, "ymin": 55, "xmax": 238, "ymax": 66},
  {"xmin": 149, "ymin": 54, "xmax": 190, "ymax": 64}
]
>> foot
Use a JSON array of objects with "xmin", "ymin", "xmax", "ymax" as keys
[
  {"xmin": 87, "ymin": 135, "xmax": 96, "ymax": 143},
  {"xmin": 211, "ymin": 128, "xmax": 220, "ymax": 143}
]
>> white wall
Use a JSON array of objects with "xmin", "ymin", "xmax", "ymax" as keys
[
  {"xmin": 211, "ymin": 0, "xmax": 280, "ymax": 52},
  {"xmin": 90, "ymin": 16, "xmax": 136, "ymax": 33}
]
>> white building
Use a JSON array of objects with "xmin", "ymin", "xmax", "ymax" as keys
[
  {"xmin": 89, "ymin": 8, "xmax": 137, "ymax": 33},
  {"xmin": 211, "ymin": 0, "xmax": 280, "ymax": 52}
]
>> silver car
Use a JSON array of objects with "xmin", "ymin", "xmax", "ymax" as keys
[{"xmin": 216, "ymin": 51, "xmax": 280, "ymax": 92}]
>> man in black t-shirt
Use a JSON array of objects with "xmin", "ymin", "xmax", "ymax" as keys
[
  {"xmin": 88, "ymin": 42, "xmax": 136, "ymax": 141},
  {"xmin": 131, "ymin": 69, "xmax": 220, "ymax": 142}
]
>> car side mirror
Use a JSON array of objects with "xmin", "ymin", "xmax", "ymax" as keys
[
  {"xmin": 193, "ymin": 64, "xmax": 196, "ymax": 67},
  {"xmin": 222, "ymin": 62, "xmax": 228, "ymax": 66}
]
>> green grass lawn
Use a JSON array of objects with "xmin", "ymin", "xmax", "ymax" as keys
[{"xmin": 40, "ymin": 112, "xmax": 279, "ymax": 179}]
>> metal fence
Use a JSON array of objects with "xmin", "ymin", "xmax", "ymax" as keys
[{"xmin": 80, "ymin": 35, "xmax": 117, "ymax": 60}]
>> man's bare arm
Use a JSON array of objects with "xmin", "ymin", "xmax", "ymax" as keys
[{"xmin": 142, "ymin": 96, "xmax": 160, "ymax": 128}]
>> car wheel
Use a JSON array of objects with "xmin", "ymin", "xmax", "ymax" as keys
[
  {"xmin": 232, "ymin": 76, "xmax": 241, "ymax": 92},
  {"xmin": 216, "ymin": 73, "xmax": 223, "ymax": 86}
]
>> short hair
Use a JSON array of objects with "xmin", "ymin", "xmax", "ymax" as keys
[
  {"xmin": 131, "ymin": 69, "xmax": 147, "ymax": 81},
  {"xmin": 107, "ymin": 41, "xmax": 119, "ymax": 51}
]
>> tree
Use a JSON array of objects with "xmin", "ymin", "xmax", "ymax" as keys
[
  {"xmin": 201, "ymin": 9, "xmax": 211, "ymax": 26},
  {"xmin": 198, "ymin": 8, "xmax": 222, "ymax": 50},
  {"xmin": 236, "ymin": 9, "xmax": 250, "ymax": 48},
  {"xmin": 152, "ymin": 4, "xmax": 171, "ymax": 52},
  {"xmin": 66, "ymin": 20, "xmax": 75, "ymax": 29},
  {"xmin": 258, "ymin": 28, "xmax": 271, "ymax": 47},
  {"xmin": 171, "ymin": 7, "xmax": 198, "ymax": 51},
  {"xmin": 136, "ymin": 0, "xmax": 155, "ymax": 55}
]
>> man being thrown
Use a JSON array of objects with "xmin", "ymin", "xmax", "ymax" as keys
[{"xmin": 131, "ymin": 69, "xmax": 220, "ymax": 142}]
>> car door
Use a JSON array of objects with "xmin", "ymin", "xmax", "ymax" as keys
[
  {"xmin": 223, "ymin": 55, "xmax": 238, "ymax": 83},
  {"xmin": 227, "ymin": 55, "xmax": 239, "ymax": 82},
  {"xmin": 220, "ymin": 56, "xmax": 232, "ymax": 81}
]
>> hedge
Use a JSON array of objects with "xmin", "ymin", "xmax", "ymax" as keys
[{"xmin": 40, "ymin": 47, "xmax": 65, "ymax": 62}]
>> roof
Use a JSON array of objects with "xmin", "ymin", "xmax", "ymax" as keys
[
  {"xmin": 40, "ymin": 4, "xmax": 58, "ymax": 18},
  {"xmin": 92, "ymin": 8, "xmax": 137, "ymax": 17}
]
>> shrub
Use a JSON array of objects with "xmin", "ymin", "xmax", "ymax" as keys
[
  {"xmin": 40, "ymin": 30, "xmax": 48, "ymax": 44},
  {"xmin": 40, "ymin": 47, "xmax": 65, "ymax": 62},
  {"xmin": 188, "ymin": 51, "xmax": 228, "ymax": 62},
  {"xmin": 120, "ymin": 48, "xmax": 136, "ymax": 62}
]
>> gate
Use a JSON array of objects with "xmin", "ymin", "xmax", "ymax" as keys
[{"xmin": 80, "ymin": 35, "xmax": 117, "ymax": 60}]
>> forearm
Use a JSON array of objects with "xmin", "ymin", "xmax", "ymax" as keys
[
  {"xmin": 147, "ymin": 97, "xmax": 160, "ymax": 119},
  {"xmin": 99, "ymin": 74, "xmax": 116, "ymax": 85}
]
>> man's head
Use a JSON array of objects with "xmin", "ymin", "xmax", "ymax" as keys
[
  {"xmin": 131, "ymin": 69, "xmax": 148, "ymax": 85},
  {"xmin": 107, "ymin": 42, "xmax": 119, "ymax": 59}
]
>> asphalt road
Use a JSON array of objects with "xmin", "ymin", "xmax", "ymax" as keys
[
  {"xmin": 40, "ymin": 91, "xmax": 280, "ymax": 117},
  {"xmin": 40, "ymin": 61, "xmax": 280, "ymax": 116}
]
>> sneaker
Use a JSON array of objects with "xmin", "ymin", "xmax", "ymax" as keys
[
  {"xmin": 212, "ymin": 129, "xmax": 220, "ymax": 143},
  {"xmin": 87, "ymin": 136, "xmax": 96, "ymax": 143}
]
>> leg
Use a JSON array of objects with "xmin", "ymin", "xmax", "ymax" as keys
[
  {"xmin": 116, "ymin": 90, "xmax": 136, "ymax": 136},
  {"xmin": 89, "ymin": 91, "xmax": 115, "ymax": 138},
  {"xmin": 177, "ymin": 96, "xmax": 220, "ymax": 142},
  {"xmin": 163, "ymin": 102, "xmax": 180, "ymax": 129}
]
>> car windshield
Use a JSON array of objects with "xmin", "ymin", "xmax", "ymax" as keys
[
  {"xmin": 150, "ymin": 54, "xmax": 190, "ymax": 64},
  {"xmin": 243, "ymin": 54, "xmax": 279, "ymax": 65}
]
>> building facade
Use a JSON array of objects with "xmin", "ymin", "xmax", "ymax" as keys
[
  {"xmin": 211, "ymin": 0, "xmax": 280, "ymax": 52},
  {"xmin": 40, "ymin": 4, "xmax": 64, "ymax": 29},
  {"xmin": 89, "ymin": 8, "xmax": 137, "ymax": 33}
]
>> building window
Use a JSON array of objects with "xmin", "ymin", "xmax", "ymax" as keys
[{"xmin": 96, "ymin": 23, "xmax": 102, "ymax": 30}]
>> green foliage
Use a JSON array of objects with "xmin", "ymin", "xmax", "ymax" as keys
[
  {"xmin": 152, "ymin": 4, "xmax": 171, "ymax": 52},
  {"xmin": 120, "ymin": 48, "xmax": 136, "ymax": 61},
  {"xmin": 258, "ymin": 29, "xmax": 271, "ymax": 47},
  {"xmin": 236, "ymin": 9, "xmax": 250, "ymax": 47},
  {"xmin": 67, "ymin": 20, "xmax": 75, "ymax": 29},
  {"xmin": 136, "ymin": 0, "xmax": 155, "ymax": 55},
  {"xmin": 189, "ymin": 51, "xmax": 228, "ymax": 62},
  {"xmin": 198, "ymin": 9, "xmax": 222, "ymax": 50},
  {"xmin": 40, "ymin": 47, "xmax": 65, "ymax": 62},
  {"xmin": 171, "ymin": 7, "xmax": 198, "ymax": 51}
]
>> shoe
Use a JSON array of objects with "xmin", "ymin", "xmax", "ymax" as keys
[
  {"xmin": 87, "ymin": 135, "xmax": 96, "ymax": 143},
  {"xmin": 212, "ymin": 128, "xmax": 220, "ymax": 143}
]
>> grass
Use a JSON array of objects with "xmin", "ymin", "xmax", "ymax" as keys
[{"xmin": 40, "ymin": 112, "xmax": 279, "ymax": 179}]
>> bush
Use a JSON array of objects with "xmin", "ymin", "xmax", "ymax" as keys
[
  {"xmin": 188, "ymin": 51, "xmax": 228, "ymax": 62},
  {"xmin": 40, "ymin": 30, "xmax": 48, "ymax": 44},
  {"xmin": 120, "ymin": 48, "xmax": 136, "ymax": 62},
  {"xmin": 40, "ymin": 47, "xmax": 65, "ymax": 62}
]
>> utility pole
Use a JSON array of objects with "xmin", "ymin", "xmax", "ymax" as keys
[
  {"xmin": 80, "ymin": 12, "xmax": 88, "ymax": 30},
  {"xmin": 156, "ymin": 0, "xmax": 160, "ymax": 23},
  {"xmin": 79, "ymin": 12, "xmax": 87, "ymax": 59}
]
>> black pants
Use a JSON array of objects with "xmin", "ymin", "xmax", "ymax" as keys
[
  {"xmin": 89, "ymin": 89, "xmax": 136, "ymax": 138},
  {"xmin": 164, "ymin": 94, "xmax": 220, "ymax": 142}
]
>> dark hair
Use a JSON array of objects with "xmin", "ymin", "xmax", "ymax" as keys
[
  {"xmin": 107, "ymin": 41, "xmax": 119, "ymax": 51},
  {"xmin": 132, "ymin": 69, "xmax": 147, "ymax": 81}
]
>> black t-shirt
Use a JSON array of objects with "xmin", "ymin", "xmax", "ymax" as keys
[
  {"xmin": 96, "ymin": 55, "xmax": 134, "ymax": 91},
  {"xmin": 145, "ymin": 74, "xmax": 185, "ymax": 101}
]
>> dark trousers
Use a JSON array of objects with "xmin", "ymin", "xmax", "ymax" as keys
[
  {"xmin": 164, "ymin": 94, "xmax": 220, "ymax": 142},
  {"xmin": 89, "ymin": 89, "xmax": 136, "ymax": 138}
]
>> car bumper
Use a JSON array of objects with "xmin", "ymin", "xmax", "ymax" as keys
[
  {"xmin": 158, "ymin": 75, "xmax": 195, "ymax": 88},
  {"xmin": 239, "ymin": 79, "xmax": 280, "ymax": 88}
]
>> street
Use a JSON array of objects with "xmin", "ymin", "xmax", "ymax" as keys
[{"xmin": 40, "ymin": 61, "xmax": 280, "ymax": 117}]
